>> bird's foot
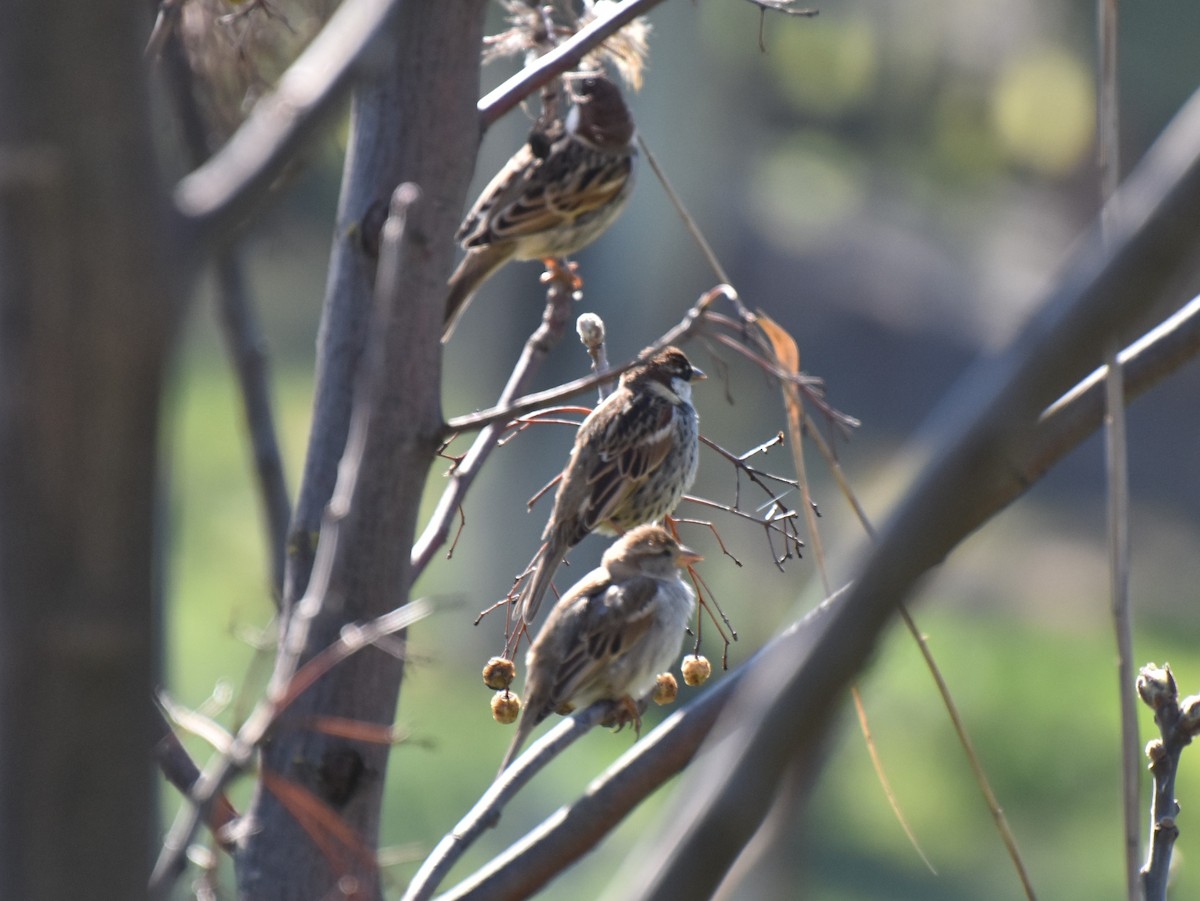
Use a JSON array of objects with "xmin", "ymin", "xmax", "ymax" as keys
[
  {"xmin": 604, "ymin": 695, "xmax": 643, "ymax": 738},
  {"xmin": 540, "ymin": 257, "xmax": 583, "ymax": 294}
]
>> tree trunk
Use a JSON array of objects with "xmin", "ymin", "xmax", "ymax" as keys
[
  {"xmin": 236, "ymin": 2, "xmax": 487, "ymax": 897},
  {"xmin": 0, "ymin": 1, "xmax": 178, "ymax": 897}
]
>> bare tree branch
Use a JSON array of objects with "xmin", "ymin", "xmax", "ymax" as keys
[
  {"xmin": 401, "ymin": 701, "xmax": 615, "ymax": 901},
  {"xmin": 173, "ymin": 0, "xmax": 406, "ymax": 247},
  {"xmin": 1137, "ymin": 663, "xmax": 1200, "ymax": 900},
  {"xmin": 616, "ymin": 81, "xmax": 1200, "ymax": 901},
  {"xmin": 411, "ymin": 277, "xmax": 576, "ymax": 578},
  {"xmin": 479, "ymin": 0, "xmax": 670, "ymax": 128},
  {"xmin": 212, "ymin": 255, "xmax": 294, "ymax": 600},
  {"xmin": 153, "ymin": 706, "xmax": 237, "ymax": 853},
  {"xmin": 160, "ymin": 26, "xmax": 293, "ymax": 600},
  {"xmin": 444, "ymin": 285, "xmax": 729, "ymax": 435},
  {"xmin": 1096, "ymin": 5, "xmax": 1140, "ymax": 891},
  {"xmin": 150, "ymin": 184, "xmax": 431, "ymax": 897}
]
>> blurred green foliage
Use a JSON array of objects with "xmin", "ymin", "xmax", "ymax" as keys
[{"xmin": 163, "ymin": 0, "xmax": 1200, "ymax": 897}]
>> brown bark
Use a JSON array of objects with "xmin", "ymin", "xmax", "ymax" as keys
[
  {"xmin": 235, "ymin": 2, "xmax": 488, "ymax": 897},
  {"xmin": 0, "ymin": 1, "xmax": 178, "ymax": 897}
]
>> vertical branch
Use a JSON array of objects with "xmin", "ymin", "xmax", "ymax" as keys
[
  {"xmin": 160, "ymin": 24, "xmax": 293, "ymax": 600},
  {"xmin": 235, "ymin": 2, "xmax": 488, "ymax": 897},
  {"xmin": 1136, "ymin": 664, "xmax": 1200, "ymax": 900},
  {"xmin": 1096, "ymin": 2, "xmax": 1139, "ymax": 894},
  {"xmin": 213, "ymin": 256, "xmax": 293, "ymax": 598}
]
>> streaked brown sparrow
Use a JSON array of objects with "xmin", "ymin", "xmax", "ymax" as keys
[
  {"xmin": 443, "ymin": 74, "xmax": 637, "ymax": 340},
  {"xmin": 499, "ymin": 524, "xmax": 701, "ymax": 773},
  {"xmin": 518, "ymin": 345, "xmax": 704, "ymax": 624}
]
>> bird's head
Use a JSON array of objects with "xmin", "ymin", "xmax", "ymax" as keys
[
  {"xmin": 625, "ymin": 346, "xmax": 706, "ymax": 404},
  {"xmin": 564, "ymin": 73, "xmax": 635, "ymax": 150},
  {"xmin": 604, "ymin": 524, "xmax": 703, "ymax": 579}
]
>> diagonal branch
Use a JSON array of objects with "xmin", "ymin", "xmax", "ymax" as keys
[
  {"xmin": 444, "ymin": 285, "xmax": 729, "ymax": 434},
  {"xmin": 411, "ymin": 277, "xmax": 577, "ymax": 577},
  {"xmin": 401, "ymin": 701, "xmax": 615, "ymax": 901},
  {"xmin": 174, "ymin": 0, "xmax": 406, "ymax": 248},
  {"xmin": 444, "ymin": 289, "xmax": 1200, "ymax": 898},
  {"xmin": 617, "ymin": 80, "xmax": 1200, "ymax": 901},
  {"xmin": 479, "ymin": 0, "xmax": 669, "ymax": 127}
]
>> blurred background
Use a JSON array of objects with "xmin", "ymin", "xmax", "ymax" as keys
[{"xmin": 166, "ymin": 0, "xmax": 1200, "ymax": 897}]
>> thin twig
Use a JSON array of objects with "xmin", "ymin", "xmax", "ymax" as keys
[
  {"xmin": 898, "ymin": 608, "xmax": 1037, "ymax": 898},
  {"xmin": 850, "ymin": 688, "xmax": 936, "ymax": 875},
  {"xmin": 443, "ymin": 285, "xmax": 730, "ymax": 434},
  {"xmin": 410, "ymin": 275, "xmax": 577, "ymax": 578},
  {"xmin": 1096, "ymin": 1, "xmax": 1140, "ymax": 894},
  {"xmin": 160, "ymin": 19, "xmax": 293, "ymax": 601},
  {"xmin": 1107, "ymin": 351, "xmax": 1139, "ymax": 899},
  {"xmin": 478, "ymin": 0, "xmax": 669, "ymax": 127},
  {"xmin": 214, "ymin": 255, "xmax": 293, "ymax": 600},
  {"xmin": 576, "ymin": 311, "xmax": 612, "ymax": 401},
  {"xmin": 1137, "ymin": 663, "xmax": 1200, "ymax": 900},
  {"xmin": 638, "ymin": 133, "xmax": 732, "ymax": 286},
  {"xmin": 153, "ymin": 707, "xmax": 239, "ymax": 853}
]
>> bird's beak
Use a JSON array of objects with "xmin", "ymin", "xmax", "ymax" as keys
[
  {"xmin": 691, "ymin": 366, "xmax": 707, "ymax": 381},
  {"xmin": 675, "ymin": 544, "xmax": 704, "ymax": 567}
]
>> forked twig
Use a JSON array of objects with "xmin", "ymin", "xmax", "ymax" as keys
[
  {"xmin": 411, "ymin": 273, "xmax": 578, "ymax": 577},
  {"xmin": 1137, "ymin": 663, "xmax": 1200, "ymax": 901}
]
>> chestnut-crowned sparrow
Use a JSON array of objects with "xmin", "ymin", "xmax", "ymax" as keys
[
  {"xmin": 518, "ymin": 346, "xmax": 704, "ymax": 624},
  {"xmin": 443, "ymin": 74, "xmax": 636, "ymax": 340},
  {"xmin": 499, "ymin": 524, "xmax": 701, "ymax": 773}
]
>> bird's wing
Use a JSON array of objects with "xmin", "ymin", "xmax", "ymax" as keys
[
  {"xmin": 541, "ymin": 576, "xmax": 659, "ymax": 716},
  {"xmin": 460, "ymin": 139, "xmax": 632, "ymax": 248},
  {"xmin": 535, "ymin": 142, "xmax": 633, "ymax": 227},
  {"xmin": 455, "ymin": 144, "xmax": 539, "ymax": 246},
  {"xmin": 569, "ymin": 392, "xmax": 677, "ymax": 540}
]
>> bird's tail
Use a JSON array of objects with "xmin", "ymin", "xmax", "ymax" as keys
[
  {"xmin": 442, "ymin": 246, "xmax": 508, "ymax": 342},
  {"xmin": 517, "ymin": 540, "xmax": 562, "ymax": 625},
  {"xmin": 497, "ymin": 719, "xmax": 533, "ymax": 777}
]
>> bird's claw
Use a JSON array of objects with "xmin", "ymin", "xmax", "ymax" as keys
[
  {"xmin": 604, "ymin": 695, "xmax": 643, "ymax": 737},
  {"xmin": 540, "ymin": 258, "xmax": 583, "ymax": 293}
]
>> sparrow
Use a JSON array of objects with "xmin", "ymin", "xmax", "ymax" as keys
[
  {"xmin": 518, "ymin": 345, "xmax": 705, "ymax": 625},
  {"xmin": 443, "ymin": 74, "xmax": 637, "ymax": 341},
  {"xmin": 498, "ymin": 524, "xmax": 701, "ymax": 774}
]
